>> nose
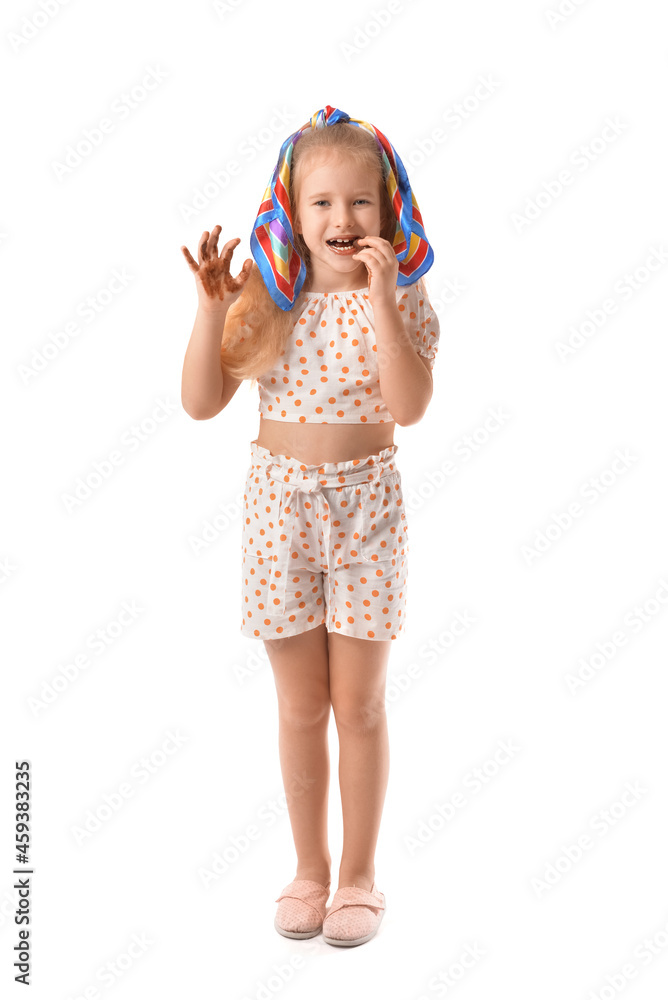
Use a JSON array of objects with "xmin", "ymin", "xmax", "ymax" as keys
[{"xmin": 333, "ymin": 201, "xmax": 357, "ymax": 230}]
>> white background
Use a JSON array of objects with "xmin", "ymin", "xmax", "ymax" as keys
[{"xmin": 2, "ymin": 0, "xmax": 668, "ymax": 996}]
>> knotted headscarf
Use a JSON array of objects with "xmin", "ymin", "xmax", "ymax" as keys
[{"xmin": 250, "ymin": 105, "xmax": 435, "ymax": 311}]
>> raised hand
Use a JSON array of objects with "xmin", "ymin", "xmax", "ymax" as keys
[
  {"xmin": 351, "ymin": 235, "xmax": 399, "ymax": 308},
  {"xmin": 181, "ymin": 225, "xmax": 253, "ymax": 310}
]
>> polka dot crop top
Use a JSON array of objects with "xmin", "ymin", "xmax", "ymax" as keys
[{"xmin": 254, "ymin": 277, "xmax": 440, "ymax": 423}]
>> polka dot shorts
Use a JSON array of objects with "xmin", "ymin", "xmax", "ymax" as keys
[{"xmin": 240, "ymin": 441, "xmax": 408, "ymax": 641}]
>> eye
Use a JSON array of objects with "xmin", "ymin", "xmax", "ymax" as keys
[{"xmin": 311, "ymin": 199, "xmax": 371, "ymax": 206}]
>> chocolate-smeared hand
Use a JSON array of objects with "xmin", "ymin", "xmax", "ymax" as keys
[{"xmin": 181, "ymin": 225, "xmax": 253, "ymax": 308}]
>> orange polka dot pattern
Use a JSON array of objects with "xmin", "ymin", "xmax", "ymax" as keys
[
  {"xmin": 252, "ymin": 277, "xmax": 439, "ymax": 423},
  {"xmin": 240, "ymin": 442, "xmax": 408, "ymax": 641}
]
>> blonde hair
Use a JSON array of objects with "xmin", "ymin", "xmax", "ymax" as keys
[{"xmin": 220, "ymin": 122, "xmax": 397, "ymax": 384}]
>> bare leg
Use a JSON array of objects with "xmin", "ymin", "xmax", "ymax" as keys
[
  {"xmin": 327, "ymin": 632, "xmax": 392, "ymax": 892},
  {"xmin": 264, "ymin": 624, "xmax": 332, "ymax": 888}
]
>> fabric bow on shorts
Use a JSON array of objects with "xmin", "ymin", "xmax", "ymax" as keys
[
  {"xmin": 257, "ymin": 454, "xmax": 386, "ymax": 620},
  {"xmin": 250, "ymin": 104, "xmax": 435, "ymax": 311}
]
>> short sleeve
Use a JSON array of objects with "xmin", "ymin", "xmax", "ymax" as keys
[{"xmin": 396, "ymin": 276, "xmax": 440, "ymax": 370}]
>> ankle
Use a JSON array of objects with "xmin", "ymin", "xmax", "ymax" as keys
[
  {"xmin": 337, "ymin": 869, "xmax": 375, "ymax": 892},
  {"xmin": 295, "ymin": 863, "xmax": 331, "ymax": 888}
]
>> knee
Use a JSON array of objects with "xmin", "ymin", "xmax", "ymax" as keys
[
  {"xmin": 278, "ymin": 696, "xmax": 331, "ymax": 730},
  {"xmin": 332, "ymin": 694, "xmax": 386, "ymax": 734}
]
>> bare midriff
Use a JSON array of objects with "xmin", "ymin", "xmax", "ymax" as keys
[{"xmin": 254, "ymin": 415, "xmax": 396, "ymax": 466}]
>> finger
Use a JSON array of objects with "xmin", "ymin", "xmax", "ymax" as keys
[
  {"xmin": 357, "ymin": 236, "xmax": 389, "ymax": 250},
  {"xmin": 219, "ymin": 237, "xmax": 241, "ymax": 270},
  {"xmin": 225, "ymin": 257, "xmax": 253, "ymax": 292},
  {"xmin": 374, "ymin": 244, "xmax": 395, "ymax": 264},
  {"xmin": 181, "ymin": 245, "xmax": 199, "ymax": 274},
  {"xmin": 358, "ymin": 238, "xmax": 393, "ymax": 262},
  {"xmin": 357, "ymin": 245, "xmax": 384, "ymax": 258},
  {"xmin": 233, "ymin": 258, "xmax": 254, "ymax": 285},
  {"xmin": 208, "ymin": 224, "xmax": 222, "ymax": 258},
  {"xmin": 352, "ymin": 249, "xmax": 379, "ymax": 262},
  {"xmin": 198, "ymin": 230, "xmax": 210, "ymax": 265}
]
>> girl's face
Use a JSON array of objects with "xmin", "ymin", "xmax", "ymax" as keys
[{"xmin": 293, "ymin": 150, "xmax": 383, "ymax": 292}]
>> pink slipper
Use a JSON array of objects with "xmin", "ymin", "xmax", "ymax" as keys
[
  {"xmin": 322, "ymin": 881, "xmax": 385, "ymax": 947},
  {"xmin": 274, "ymin": 878, "xmax": 331, "ymax": 938}
]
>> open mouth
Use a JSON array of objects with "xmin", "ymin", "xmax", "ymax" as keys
[{"xmin": 326, "ymin": 237, "xmax": 362, "ymax": 255}]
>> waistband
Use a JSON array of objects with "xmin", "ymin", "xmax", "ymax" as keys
[{"xmin": 249, "ymin": 441, "xmax": 399, "ymax": 492}]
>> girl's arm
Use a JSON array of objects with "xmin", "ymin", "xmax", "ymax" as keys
[
  {"xmin": 180, "ymin": 227, "xmax": 252, "ymax": 420},
  {"xmin": 353, "ymin": 238, "xmax": 437, "ymax": 424},
  {"xmin": 181, "ymin": 302, "xmax": 242, "ymax": 420},
  {"xmin": 374, "ymin": 298, "xmax": 433, "ymax": 425}
]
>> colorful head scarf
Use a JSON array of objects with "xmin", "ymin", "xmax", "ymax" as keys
[{"xmin": 250, "ymin": 105, "xmax": 435, "ymax": 311}]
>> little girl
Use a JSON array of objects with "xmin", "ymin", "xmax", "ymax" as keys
[{"xmin": 180, "ymin": 105, "xmax": 440, "ymax": 948}]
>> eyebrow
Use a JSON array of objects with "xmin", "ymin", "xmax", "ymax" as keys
[{"xmin": 307, "ymin": 191, "xmax": 376, "ymax": 198}]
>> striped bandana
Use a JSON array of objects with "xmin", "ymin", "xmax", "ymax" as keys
[{"xmin": 249, "ymin": 105, "xmax": 435, "ymax": 311}]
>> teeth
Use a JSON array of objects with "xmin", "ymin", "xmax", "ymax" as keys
[{"xmin": 330, "ymin": 238, "xmax": 357, "ymax": 244}]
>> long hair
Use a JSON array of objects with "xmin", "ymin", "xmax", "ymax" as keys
[{"xmin": 220, "ymin": 122, "xmax": 397, "ymax": 384}]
